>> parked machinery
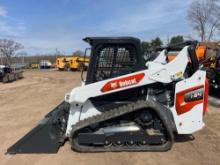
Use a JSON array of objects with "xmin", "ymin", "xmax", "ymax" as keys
[
  {"xmin": 0, "ymin": 65, "xmax": 23, "ymax": 83},
  {"xmin": 69, "ymin": 56, "xmax": 90, "ymax": 71},
  {"xmin": 199, "ymin": 43, "xmax": 220, "ymax": 91},
  {"xmin": 56, "ymin": 57, "xmax": 72, "ymax": 71},
  {"xmin": 29, "ymin": 63, "xmax": 39, "ymax": 69},
  {"xmin": 56, "ymin": 56, "xmax": 90, "ymax": 71},
  {"xmin": 40, "ymin": 60, "xmax": 52, "ymax": 69},
  {"xmin": 7, "ymin": 37, "xmax": 208, "ymax": 154}
]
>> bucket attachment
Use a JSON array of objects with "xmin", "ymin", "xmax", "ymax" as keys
[{"xmin": 7, "ymin": 101, "xmax": 70, "ymax": 154}]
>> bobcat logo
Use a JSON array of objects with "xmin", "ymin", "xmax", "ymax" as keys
[
  {"xmin": 101, "ymin": 73, "xmax": 145, "ymax": 92},
  {"xmin": 110, "ymin": 82, "xmax": 118, "ymax": 89}
]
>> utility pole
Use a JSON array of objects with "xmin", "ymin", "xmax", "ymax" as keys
[
  {"xmin": 55, "ymin": 48, "xmax": 58, "ymax": 59},
  {"xmin": 167, "ymin": 35, "xmax": 170, "ymax": 45},
  {"xmin": 22, "ymin": 53, "xmax": 25, "ymax": 64},
  {"xmin": 0, "ymin": 47, "xmax": 3, "ymax": 65},
  {"xmin": 0, "ymin": 52, "xmax": 2, "ymax": 65}
]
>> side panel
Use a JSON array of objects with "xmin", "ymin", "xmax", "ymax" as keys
[
  {"xmin": 170, "ymin": 70, "xmax": 206, "ymax": 134},
  {"xmin": 65, "ymin": 100, "xmax": 101, "ymax": 136},
  {"xmin": 79, "ymin": 100, "xmax": 101, "ymax": 121},
  {"xmin": 65, "ymin": 104, "xmax": 81, "ymax": 136}
]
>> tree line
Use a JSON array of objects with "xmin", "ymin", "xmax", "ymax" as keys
[{"xmin": 141, "ymin": 35, "xmax": 184, "ymax": 53}]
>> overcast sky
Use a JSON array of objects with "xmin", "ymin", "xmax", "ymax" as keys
[{"xmin": 0, "ymin": 0, "xmax": 194, "ymax": 55}]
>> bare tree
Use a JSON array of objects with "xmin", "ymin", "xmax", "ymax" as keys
[
  {"xmin": 187, "ymin": 0, "xmax": 220, "ymax": 42},
  {"xmin": 0, "ymin": 39, "xmax": 23, "ymax": 65}
]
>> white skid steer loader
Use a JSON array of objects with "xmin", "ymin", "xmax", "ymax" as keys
[{"xmin": 7, "ymin": 37, "xmax": 209, "ymax": 154}]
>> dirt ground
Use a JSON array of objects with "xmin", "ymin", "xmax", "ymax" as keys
[{"xmin": 0, "ymin": 70, "xmax": 219, "ymax": 165}]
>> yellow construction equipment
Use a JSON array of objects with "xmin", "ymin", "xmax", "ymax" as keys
[
  {"xmin": 56, "ymin": 56, "xmax": 90, "ymax": 71},
  {"xmin": 69, "ymin": 56, "xmax": 90, "ymax": 71},
  {"xmin": 29, "ymin": 63, "xmax": 39, "ymax": 69},
  {"xmin": 56, "ymin": 57, "xmax": 72, "ymax": 71}
]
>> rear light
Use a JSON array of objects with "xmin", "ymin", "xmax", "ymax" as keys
[{"xmin": 203, "ymin": 78, "xmax": 209, "ymax": 114}]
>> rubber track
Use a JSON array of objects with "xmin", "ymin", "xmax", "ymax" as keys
[{"xmin": 70, "ymin": 100, "xmax": 173, "ymax": 152}]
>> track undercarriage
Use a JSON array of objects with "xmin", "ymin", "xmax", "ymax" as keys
[{"xmin": 70, "ymin": 100, "xmax": 174, "ymax": 152}]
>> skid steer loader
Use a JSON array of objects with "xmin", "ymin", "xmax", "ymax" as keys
[{"xmin": 7, "ymin": 37, "xmax": 209, "ymax": 154}]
